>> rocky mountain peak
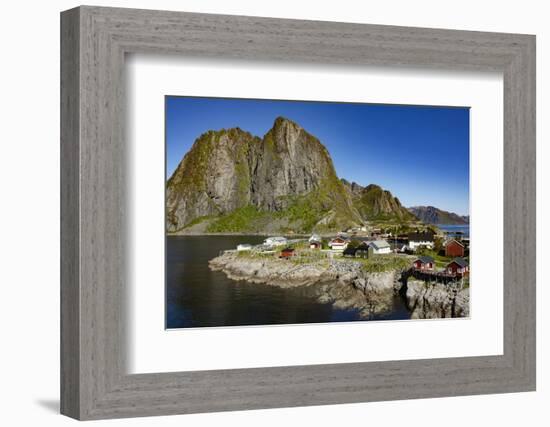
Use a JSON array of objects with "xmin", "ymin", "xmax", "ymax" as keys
[
  {"xmin": 166, "ymin": 118, "xmax": 362, "ymax": 233},
  {"xmin": 166, "ymin": 118, "xmax": 439, "ymax": 233}
]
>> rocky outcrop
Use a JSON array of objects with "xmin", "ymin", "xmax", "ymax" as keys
[
  {"xmin": 166, "ymin": 128, "xmax": 259, "ymax": 230},
  {"xmin": 251, "ymin": 118, "xmax": 339, "ymax": 211},
  {"xmin": 405, "ymin": 280, "xmax": 469, "ymax": 319},
  {"xmin": 210, "ymin": 252, "xmax": 470, "ymax": 320},
  {"xmin": 167, "ymin": 117, "xmax": 363, "ymax": 233},
  {"xmin": 209, "ymin": 253, "xmax": 330, "ymax": 287},
  {"xmin": 407, "ymin": 205, "xmax": 469, "ymax": 225},
  {"xmin": 209, "ymin": 252, "xmax": 404, "ymax": 318}
]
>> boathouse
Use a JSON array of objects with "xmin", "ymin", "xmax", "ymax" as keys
[
  {"xmin": 446, "ymin": 257, "xmax": 469, "ymax": 277},
  {"xmin": 280, "ymin": 247, "xmax": 295, "ymax": 259},
  {"xmin": 413, "ymin": 255, "xmax": 435, "ymax": 271},
  {"xmin": 445, "ymin": 239, "xmax": 465, "ymax": 257}
]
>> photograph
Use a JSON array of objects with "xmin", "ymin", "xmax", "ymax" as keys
[{"xmin": 165, "ymin": 96, "xmax": 471, "ymax": 329}]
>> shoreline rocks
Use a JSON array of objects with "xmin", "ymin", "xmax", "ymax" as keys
[
  {"xmin": 405, "ymin": 280, "xmax": 470, "ymax": 319},
  {"xmin": 209, "ymin": 252, "xmax": 469, "ymax": 320},
  {"xmin": 209, "ymin": 252, "xmax": 403, "ymax": 318}
]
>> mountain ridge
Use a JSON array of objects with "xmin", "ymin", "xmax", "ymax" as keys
[
  {"xmin": 167, "ymin": 117, "xmax": 364, "ymax": 233},
  {"xmin": 407, "ymin": 205, "xmax": 469, "ymax": 225},
  {"xmin": 341, "ymin": 180, "xmax": 417, "ymax": 223},
  {"xmin": 167, "ymin": 117, "xmax": 436, "ymax": 234}
]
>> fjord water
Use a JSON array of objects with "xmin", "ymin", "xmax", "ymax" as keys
[
  {"xmin": 166, "ymin": 235, "xmax": 410, "ymax": 329},
  {"xmin": 437, "ymin": 224, "xmax": 470, "ymax": 238}
]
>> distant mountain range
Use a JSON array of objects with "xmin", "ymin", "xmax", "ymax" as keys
[
  {"xmin": 407, "ymin": 205, "xmax": 469, "ymax": 225},
  {"xmin": 166, "ymin": 117, "xmax": 464, "ymax": 234}
]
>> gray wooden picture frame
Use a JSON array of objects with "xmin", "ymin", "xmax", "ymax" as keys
[{"xmin": 60, "ymin": 5, "xmax": 536, "ymax": 421}]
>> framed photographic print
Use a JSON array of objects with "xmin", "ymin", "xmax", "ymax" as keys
[
  {"xmin": 164, "ymin": 96, "xmax": 472, "ymax": 329},
  {"xmin": 61, "ymin": 6, "xmax": 536, "ymax": 420}
]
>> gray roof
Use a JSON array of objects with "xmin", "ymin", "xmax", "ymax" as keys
[
  {"xmin": 449, "ymin": 257, "xmax": 469, "ymax": 268},
  {"xmin": 416, "ymin": 256, "xmax": 434, "ymax": 264},
  {"xmin": 369, "ymin": 240, "xmax": 390, "ymax": 249}
]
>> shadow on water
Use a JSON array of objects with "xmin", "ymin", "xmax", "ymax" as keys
[{"xmin": 166, "ymin": 235, "xmax": 410, "ymax": 329}]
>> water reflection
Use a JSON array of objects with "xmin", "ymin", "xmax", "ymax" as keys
[{"xmin": 166, "ymin": 235, "xmax": 409, "ymax": 329}]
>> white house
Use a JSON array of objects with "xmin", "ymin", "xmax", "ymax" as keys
[
  {"xmin": 264, "ymin": 236, "xmax": 287, "ymax": 247},
  {"xmin": 368, "ymin": 240, "xmax": 391, "ymax": 254},
  {"xmin": 308, "ymin": 234, "xmax": 321, "ymax": 243},
  {"xmin": 328, "ymin": 237, "xmax": 349, "ymax": 251},
  {"xmin": 407, "ymin": 232, "xmax": 435, "ymax": 250},
  {"xmin": 236, "ymin": 244, "xmax": 252, "ymax": 251}
]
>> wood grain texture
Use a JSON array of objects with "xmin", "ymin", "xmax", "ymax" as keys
[
  {"xmin": 60, "ymin": 5, "xmax": 536, "ymax": 420},
  {"xmin": 60, "ymin": 7, "xmax": 80, "ymax": 419}
]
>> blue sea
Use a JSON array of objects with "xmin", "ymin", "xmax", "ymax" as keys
[{"xmin": 437, "ymin": 224, "xmax": 470, "ymax": 238}]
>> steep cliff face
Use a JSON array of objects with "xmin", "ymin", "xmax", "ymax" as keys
[
  {"xmin": 408, "ymin": 205, "xmax": 469, "ymax": 225},
  {"xmin": 251, "ymin": 117, "xmax": 330, "ymax": 209},
  {"xmin": 166, "ymin": 117, "xmax": 362, "ymax": 233},
  {"xmin": 166, "ymin": 128, "xmax": 261, "ymax": 231},
  {"xmin": 342, "ymin": 180, "xmax": 417, "ymax": 222}
]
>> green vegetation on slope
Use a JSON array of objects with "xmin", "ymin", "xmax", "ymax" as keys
[
  {"xmin": 352, "ymin": 184, "xmax": 416, "ymax": 222},
  {"xmin": 206, "ymin": 205, "xmax": 269, "ymax": 233}
]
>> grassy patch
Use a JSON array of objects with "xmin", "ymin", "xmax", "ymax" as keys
[
  {"xmin": 206, "ymin": 205, "xmax": 269, "ymax": 232},
  {"xmin": 355, "ymin": 254, "xmax": 412, "ymax": 273},
  {"xmin": 275, "ymin": 194, "xmax": 328, "ymax": 233},
  {"xmin": 182, "ymin": 215, "xmax": 212, "ymax": 229}
]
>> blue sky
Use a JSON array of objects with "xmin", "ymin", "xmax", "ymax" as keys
[{"xmin": 166, "ymin": 96, "xmax": 470, "ymax": 215}]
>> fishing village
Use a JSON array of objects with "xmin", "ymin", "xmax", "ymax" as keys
[
  {"xmin": 208, "ymin": 226, "xmax": 470, "ymax": 320},
  {"xmin": 224, "ymin": 227, "xmax": 469, "ymax": 284},
  {"xmin": 166, "ymin": 114, "xmax": 471, "ymax": 326}
]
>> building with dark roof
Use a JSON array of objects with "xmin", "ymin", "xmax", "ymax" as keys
[
  {"xmin": 446, "ymin": 257, "xmax": 469, "ymax": 277},
  {"xmin": 408, "ymin": 231, "xmax": 435, "ymax": 250},
  {"xmin": 413, "ymin": 256, "xmax": 435, "ymax": 270}
]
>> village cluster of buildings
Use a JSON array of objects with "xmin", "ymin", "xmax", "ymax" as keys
[{"xmin": 235, "ymin": 230, "xmax": 469, "ymax": 279}]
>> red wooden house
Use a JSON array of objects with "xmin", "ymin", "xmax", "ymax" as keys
[
  {"xmin": 280, "ymin": 247, "xmax": 295, "ymax": 259},
  {"xmin": 413, "ymin": 256, "xmax": 434, "ymax": 271},
  {"xmin": 445, "ymin": 239, "xmax": 465, "ymax": 257},
  {"xmin": 446, "ymin": 258, "xmax": 469, "ymax": 277}
]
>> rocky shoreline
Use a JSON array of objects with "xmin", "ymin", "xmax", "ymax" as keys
[
  {"xmin": 405, "ymin": 279, "xmax": 469, "ymax": 319},
  {"xmin": 209, "ymin": 252, "xmax": 469, "ymax": 320}
]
